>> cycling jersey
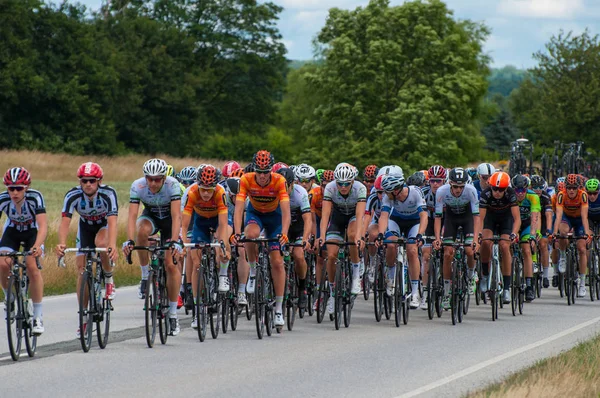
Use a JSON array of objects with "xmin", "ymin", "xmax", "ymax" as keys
[
  {"xmin": 588, "ymin": 194, "xmax": 600, "ymax": 222},
  {"xmin": 61, "ymin": 185, "xmax": 118, "ymax": 225},
  {"xmin": 537, "ymin": 191, "xmax": 552, "ymax": 232},
  {"xmin": 237, "ymin": 173, "xmax": 289, "ymax": 214},
  {"xmin": 517, "ymin": 190, "xmax": 541, "ymax": 228},
  {"xmin": 290, "ymin": 184, "xmax": 311, "ymax": 223},
  {"xmin": 556, "ymin": 190, "xmax": 588, "ymax": 218},
  {"xmin": 323, "ymin": 181, "xmax": 367, "ymax": 216},
  {"xmin": 479, "ymin": 187, "xmax": 518, "ymax": 214},
  {"xmin": 0, "ymin": 189, "xmax": 46, "ymax": 232},
  {"xmin": 130, "ymin": 176, "xmax": 181, "ymax": 220},
  {"xmin": 381, "ymin": 186, "xmax": 426, "ymax": 221},
  {"xmin": 309, "ymin": 186, "xmax": 324, "ymax": 219},
  {"xmin": 365, "ymin": 192, "xmax": 382, "ymax": 221},
  {"xmin": 434, "ymin": 184, "xmax": 479, "ymax": 217},
  {"xmin": 183, "ymin": 183, "xmax": 228, "ymax": 220},
  {"xmin": 473, "ymin": 180, "xmax": 482, "ymax": 197}
]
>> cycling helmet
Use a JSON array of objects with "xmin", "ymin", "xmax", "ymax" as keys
[
  {"xmin": 556, "ymin": 177, "xmax": 566, "ymax": 184},
  {"xmin": 374, "ymin": 175, "xmax": 384, "ymax": 191},
  {"xmin": 166, "ymin": 164, "xmax": 175, "ymax": 177},
  {"xmin": 489, "ymin": 171, "xmax": 510, "ymax": 189},
  {"xmin": 381, "ymin": 175, "xmax": 405, "ymax": 192},
  {"xmin": 377, "ymin": 165, "xmax": 404, "ymax": 178},
  {"xmin": 143, "ymin": 159, "xmax": 168, "ymax": 177},
  {"xmin": 334, "ymin": 163, "xmax": 357, "ymax": 182},
  {"xmin": 363, "ymin": 165, "xmax": 379, "ymax": 181},
  {"xmin": 276, "ymin": 167, "xmax": 296, "ymax": 186},
  {"xmin": 448, "ymin": 168, "xmax": 469, "ymax": 184},
  {"xmin": 322, "ymin": 170, "xmax": 334, "ymax": 184},
  {"xmin": 467, "ymin": 175, "xmax": 473, "ymax": 185},
  {"xmin": 511, "ymin": 174, "xmax": 529, "ymax": 189},
  {"xmin": 77, "ymin": 162, "xmax": 103, "ymax": 179},
  {"xmin": 295, "ymin": 164, "xmax": 316, "ymax": 180},
  {"xmin": 222, "ymin": 161, "xmax": 241, "ymax": 178},
  {"xmin": 252, "ymin": 150, "xmax": 274, "ymax": 171},
  {"xmin": 476, "ymin": 163, "xmax": 496, "ymax": 177},
  {"xmin": 407, "ymin": 171, "xmax": 425, "ymax": 187},
  {"xmin": 272, "ymin": 162, "xmax": 289, "ymax": 173},
  {"xmin": 315, "ymin": 169, "xmax": 325, "ymax": 184},
  {"xmin": 557, "ymin": 181, "xmax": 566, "ymax": 192},
  {"xmin": 225, "ymin": 177, "xmax": 241, "ymax": 196},
  {"xmin": 421, "ymin": 170, "xmax": 429, "ymax": 181},
  {"xmin": 231, "ymin": 168, "xmax": 244, "ymax": 178},
  {"xmin": 178, "ymin": 166, "xmax": 198, "ymax": 183},
  {"xmin": 289, "ymin": 165, "xmax": 298, "ymax": 175},
  {"xmin": 530, "ymin": 175, "xmax": 546, "ymax": 190},
  {"xmin": 4, "ymin": 167, "xmax": 31, "ymax": 186},
  {"xmin": 566, "ymin": 174, "xmax": 579, "ymax": 187},
  {"xmin": 428, "ymin": 165, "xmax": 447, "ymax": 179},
  {"xmin": 586, "ymin": 178, "xmax": 600, "ymax": 193},
  {"xmin": 466, "ymin": 167, "xmax": 478, "ymax": 180},
  {"xmin": 244, "ymin": 163, "xmax": 254, "ymax": 173},
  {"xmin": 197, "ymin": 165, "xmax": 218, "ymax": 188}
]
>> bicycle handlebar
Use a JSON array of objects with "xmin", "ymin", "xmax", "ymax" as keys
[
  {"xmin": 126, "ymin": 245, "xmax": 177, "ymax": 265},
  {"xmin": 58, "ymin": 247, "xmax": 115, "ymax": 268},
  {"xmin": 0, "ymin": 251, "xmax": 42, "ymax": 270},
  {"xmin": 183, "ymin": 241, "xmax": 226, "ymax": 256}
]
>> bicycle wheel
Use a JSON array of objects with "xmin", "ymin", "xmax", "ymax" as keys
[
  {"xmin": 210, "ymin": 285, "xmax": 221, "ymax": 339},
  {"xmin": 518, "ymin": 262, "xmax": 524, "ymax": 315},
  {"xmin": 79, "ymin": 271, "xmax": 94, "ymax": 352},
  {"xmin": 23, "ymin": 285, "xmax": 36, "ymax": 358},
  {"xmin": 394, "ymin": 262, "xmax": 402, "ymax": 327},
  {"xmin": 245, "ymin": 292, "xmax": 253, "ymax": 320},
  {"xmin": 6, "ymin": 275, "xmax": 22, "ymax": 361},
  {"xmin": 265, "ymin": 270, "xmax": 274, "ymax": 337},
  {"xmin": 373, "ymin": 259, "xmax": 383, "ymax": 322},
  {"xmin": 158, "ymin": 271, "xmax": 169, "ymax": 345},
  {"xmin": 457, "ymin": 265, "xmax": 464, "ymax": 324},
  {"xmin": 343, "ymin": 264, "xmax": 353, "ymax": 328},
  {"xmin": 221, "ymin": 294, "xmax": 229, "ymax": 334},
  {"xmin": 558, "ymin": 272, "xmax": 564, "ymax": 298},
  {"xmin": 363, "ymin": 260, "xmax": 371, "ymax": 301},
  {"xmin": 196, "ymin": 265, "xmax": 208, "ymax": 342},
  {"xmin": 97, "ymin": 278, "xmax": 110, "ymax": 349},
  {"xmin": 316, "ymin": 271, "xmax": 328, "ymax": 324},
  {"xmin": 229, "ymin": 270, "xmax": 239, "ymax": 331},
  {"xmin": 254, "ymin": 267, "xmax": 265, "ymax": 339},
  {"xmin": 566, "ymin": 252, "xmax": 573, "ymax": 306},
  {"xmin": 334, "ymin": 262, "xmax": 342, "ymax": 330},
  {"xmin": 286, "ymin": 288, "xmax": 297, "ymax": 332},
  {"xmin": 426, "ymin": 259, "xmax": 434, "ymax": 320},
  {"xmin": 511, "ymin": 258, "xmax": 518, "ymax": 316},
  {"xmin": 475, "ymin": 260, "xmax": 481, "ymax": 306},
  {"xmin": 435, "ymin": 264, "xmax": 443, "ymax": 318},
  {"xmin": 451, "ymin": 261, "xmax": 459, "ymax": 326},
  {"xmin": 144, "ymin": 272, "xmax": 157, "ymax": 348}
]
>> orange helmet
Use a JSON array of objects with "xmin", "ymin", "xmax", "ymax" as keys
[
  {"xmin": 322, "ymin": 170, "xmax": 334, "ymax": 184},
  {"xmin": 231, "ymin": 168, "xmax": 244, "ymax": 178},
  {"xmin": 557, "ymin": 181, "xmax": 566, "ymax": 192},
  {"xmin": 363, "ymin": 165, "xmax": 379, "ymax": 181},
  {"xmin": 420, "ymin": 170, "xmax": 429, "ymax": 181},
  {"xmin": 566, "ymin": 174, "xmax": 579, "ymax": 187},
  {"xmin": 197, "ymin": 165, "xmax": 218, "ymax": 188},
  {"xmin": 252, "ymin": 150, "xmax": 274, "ymax": 171},
  {"xmin": 489, "ymin": 171, "xmax": 510, "ymax": 189}
]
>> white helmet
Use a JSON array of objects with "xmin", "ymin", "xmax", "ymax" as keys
[
  {"xmin": 143, "ymin": 159, "xmax": 168, "ymax": 177},
  {"xmin": 178, "ymin": 166, "xmax": 198, "ymax": 182},
  {"xmin": 477, "ymin": 163, "xmax": 496, "ymax": 177},
  {"xmin": 295, "ymin": 164, "xmax": 316, "ymax": 180},
  {"xmin": 381, "ymin": 175, "xmax": 405, "ymax": 192},
  {"xmin": 334, "ymin": 162, "xmax": 357, "ymax": 182},
  {"xmin": 377, "ymin": 165, "xmax": 404, "ymax": 178}
]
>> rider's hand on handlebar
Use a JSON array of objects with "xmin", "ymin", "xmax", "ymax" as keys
[
  {"xmin": 55, "ymin": 243, "xmax": 66, "ymax": 257},
  {"xmin": 122, "ymin": 240, "xmax": 134, "ymax": 256}
]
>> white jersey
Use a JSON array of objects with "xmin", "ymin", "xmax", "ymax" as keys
[
  {"xmin": 381, "ymin": 186, "xmax": 426, "ymax": 221},
  {"xmin": 130, "ymin": 176, "xmax": 181, "ymax": 220},
  {"xmin": 323, "ymin": 181, "xmax": 367, "ymax": 216},
  {"xmin": 0, "ymin": 189, "xmax": 46, "ymax": 232},
  {"xmin": 434, "ymin": 184, "xmax": 479, "ymax": 217},
  {"xmin": 290, "ymin": 184, "xmax": 311, "ymax": 222},
  {"xmin": 62, "ymin": 185, "xmax": 118, "ymax": 225}
]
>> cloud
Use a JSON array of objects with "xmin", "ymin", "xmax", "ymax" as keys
[{"xmin": 497, "ymin": 0, "xmax": 585, "ymax": 19}]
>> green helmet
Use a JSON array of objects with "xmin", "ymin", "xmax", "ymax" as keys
[
  {"xmin": 586, "ymin": 178, "xmax": 600, "ymax": 193},
  {"xmin": 166, "ymin": 164, "xmax": 175, "ymax": 178},
  {"xmin": 315, "ymin": 169, "xmax": 325, "ymax": 185}
]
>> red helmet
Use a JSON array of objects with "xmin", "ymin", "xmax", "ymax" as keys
[
  {"xmin": 4, "ymin": 167, "xmax": 31, "ymax": 186},
  {"xmin": 363, "ymin": 165, "xmax": 379, "ymax": 181},
  {"xmin": 231, "ymin": 168, "xmax": 244, "ymax": 178},
  {"xmin": 197, "ymin": 165, "xmax": 218, "ymax": 188},
  {"xmin": 374, "ymin": 175, "xmax": 383, "ymax": 191},
  {"xmin": 252, "ymin": 150, "xmax": 274, "ymax": 171},
  {"xmin": 272, "ymin": 162, "xmax": 289, "ymax": 173},
  {"xmin": 428, "ymin": 165, "xmax": 446, "ymax": 179},
  {"xmin": 221, "ymin": 161, "xmax": 241, "ymax": 178},
  {"xmin": 322, "ymin": 170, "xmax": 334, "ymax": 184},
  {"xmin": 566, "ymin": 174, "xmax": 579, "ymax": 187},
  {"xmin": 557, "ymin": 181, "xmax": 566, "ymax": 192},
  {"xmin": 489, "ymin": 171, "xmax": 510, "ymax": 189},
  {"xmin": 77, "ymin": 162, "xmax": 104, "ymax": 179}
]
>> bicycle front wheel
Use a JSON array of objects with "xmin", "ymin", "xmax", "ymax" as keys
[
  {"xmin": 158, "ymin": 271, "xmax": 169, "ymax": 345},
  {"xmin": 79, "ymin": 271, "xmax": 94, "ymax": 352},
  {"xmin": 196, "ymin": 265, "xmax": 208, "ymax": 342},
  {"xmin": 97, "ymin": 279, "xmax": 110, "ymax": 349},
  {"xmin": 144, "ymin": 271, "xmax": 158, "ymax": 348},
  {"xmin": 254, "ymin": 267, "xmax": 265, "ymax": 339},
  {"xmin": 6, "ymin": 275, "xmax": 22, "ymax": 361},
  {"xmin": 334, "ymin": 262, "xmax": 342, "ymax": 330}
]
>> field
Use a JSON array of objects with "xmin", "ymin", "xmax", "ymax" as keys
[{"xmin": 0, "ymin": 150, "xmax": 226, "ymax": 295}]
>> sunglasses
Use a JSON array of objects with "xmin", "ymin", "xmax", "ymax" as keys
[
  {"xmin": 364, "ymin": 179, "xmax": 375, "ymax": 184},
  {"xmin": 532, "ymin": 186, "xmax": 544, "ymax": 190},
  {"xmin": 451, "ymin": 184, "xmax": 465, "ymax": 190},
  {"xmin": 587, "ymin": 191, "xmax": 599, "ymax": 196},
  {"xmin": 181, "ymin": 180, "xmax": 194, "ymax": 186},
  {"xmin": 491, "ymin": 187, "xmax": 506, "ymax": 192},
  {"xmin": 199, "ymin": 187, "xmax": 215, "ymax": 193},
  {"xmin": 515, "ymin": 188, "xmax": 527, "ymax": 194},
  {"xmin": 7, "ymin": 186, "xmax": 25, "ymax": 192},
  {"xmin": 146, "ymin": 176, "xmax": 164, "ymax": 183},
  {"xmin": 480, "ymin": 175, "xmax": 490, "ymax": 180},
  {"xmin": 299, "ymin": 178, "xmax": 312, "ymax": 184},
  {"xmin": 429, "ymin": 179, "xmax": 443, "ymax": 184},
  {"xmin": 566, "ymin": 186, "xmax": 578, "ymax": 191},
  {"xmin": 376, "ymin": 190, "xmax": 384, "ymax": 194},
  {"xmin": 80, "ymin": 178, "xmax": 98, "ymax": 184},
  {"xmin": 255, "ymin": 169, "xmax": 271, "ymax": 175},
  {"xmin": 336, "ymin": 181, "xmax": 352, "ymax": 187}
]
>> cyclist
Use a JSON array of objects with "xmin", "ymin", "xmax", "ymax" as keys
[
  {"xmin": 166, "ymin": 164, "xmax": 176, "ymax": 179},
  {"xmin": 419, "ymin": 165, "xmax": 447, "ymax": 309},
  {"xmin": 550, "ymin": 179, "xmax": 566, "ymax": 287},
  {"xmin": 177, "ymin": 165, "xmax": 198, "ymax": 309},
  {"xmin": 296, "ymin": 164, "xmax": 317, "ymax": 193},
  {"xmin": 552, "ymin": 174, "xmax": 592, "ymax": 298},
  {"xmin": 56, "ymin": 163, "xmax": 119, "ymax": 336},
  {"xmin": 222, "ymin": 161, "xmax": 241, "ymax": 179},
  {"xmin": 407, "ymin": 171, "xmax": 427, "ymax": 189},
  {"xmin": 122, "ymin": 159, "xmax": 183, "ymax": 336},
  {"xmin": 363, "ymin": 174, "xmax": 384, "ymax": 284},
  {"xmin": 586, "ymin": 178, "xmax": 600, "ymax": 233},
  {"xmin": 278, "ymin": 167, "xmax": 312, "ymax": 310},
  {"xmin": 530, "ymin": 175, "xmax": 553, "ymax": 288},
  {"xmin": 231, "ymin": 150, "xmax": 290, "ymax": 327},
  {"xmin": 376, "ymin": 172, "xmax": 428, "ymax": 309},
  {"xmin": 433, "ymin": 168, "xmax": 480, "ymax": 310},
  {"xmin": 512, "ymin": 174, "xmax": 541, "ymax": 302},
  {"xmin": 466, "ymin": 167, "xmax": 478, "ymax": 182},
  {"xmin": 479, "ymin": 171, "xmax": 521, "ymax": 304},
  {"xmin": 0, "ymin": 168, "xmax": 47, "ymax": 335},
  {"xmin": 362, "ymin": 165, "xmax": 379, "ymax": 193},
  {"xmin": 319, "ymin": 163, "xmax": 366, "ymax": 314},
  {"xmin": 181, "ymin": 165, "xmax": 231, "ymax": 329},
  {"xmin": 473, "ymin": 163, "xmax": 496, "ymax": 197}
]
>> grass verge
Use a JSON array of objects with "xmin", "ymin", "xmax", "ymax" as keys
[{"xmin": 468, "ymin": 334, "xmax": 600, "ymax": 397}]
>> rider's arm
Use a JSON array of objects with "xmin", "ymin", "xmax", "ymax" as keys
[
  {"xmin": 478, "ymin": 208, "xmax": 487, "ymax": 235},
  {"xmin": 107, "ymin": 215, "xmax": 118, "ymax": 249},
  {"xmin": 553, "ymin": 200, "xmax": 563, "ymax": 235},
  {"xmin": 582, "ymin": 204, "xmax": 591, "ymax": 235},
  {"xmin": 127, "ymin": 202, "xmax": 140, "ymax": 242},
  {"xmin": 170, "ymin": 199, "xmax": 182, "ymax": 241},
  {"xmin": 511, "ymin": 205, "xmax": 521, "ymax": 236},
  {"xmin": 280, "ymin": 199, "xmax": 291, "ymax": 237},
  {"xmin": 320, "ymin": 200, "xmax": 332, "ymax": 241},
  {"xmin": 181, "ymin": 213, "xmax": 192, "ymax": 244},
  {"xmin": 33, "ymin": 212, "xmax": 48, "ymax": 250},
  {"xmin": 362, "ymin": 213, "xmax": 372, "ymax": 237},
  {"xmin": 58, "ymin": 216, "xmax": 71, "ymax": 247},
  {"xmin": 217, "ymin": 211, "xmax": 230, "ymax": 252},
  {"xmin": 418, "ymin": 210, "xmax": 428, "ymax": 235},
  {"xmin": 302, "ymin": 212, "xmax": 312, "ymax": 243},
  {"xmin": 434, "ymin": 216, "xmax": 442, "ymax": 241},
  {"xmin": 355, "ymin": 201, "xmax": 366, "ymax": 239}
]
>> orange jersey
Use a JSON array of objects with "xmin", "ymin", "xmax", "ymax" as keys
[
  {"xmin": 309, "ymin": 186, "xmax": 324, "ymax": 218},
  {"xmin": 236, "ymin": 172, "xmax": 289, "ymax": 213},
  {"xmin": 551, "ymin": 194, "xmax": 557, "ymax": 213},
  {"xmin": 183, "ymin": 184, "xmax": 228, "ymax": 219},
  {"xmin": 556, "ymin": 189, "xmax": 588, "ymax": 218}
]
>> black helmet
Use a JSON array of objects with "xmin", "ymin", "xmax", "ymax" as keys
[
  {"xmin": 407, "ymin": 171, "xmax": 425, "ymax": 187},
  {"xmin": 511, "ymin": 174, "xmax": 529, "ymax": 189},
  {"xmin": 244, "ymin": 163, "xmax": 254, "ymax": 173},
  {"xmin": 276, "ymin": 167, "xmax": 295, "ymax": 186},
  {"xmin": 530, "ymin": 175, "xmax": 546, "ymax": 190},
  {"xmin": 449, "ymin": 167, "xmax": 469, "ymax": 184},
  {"xmin": 225, "ymin": 177, "xmax": 240, "ymax": 196}
]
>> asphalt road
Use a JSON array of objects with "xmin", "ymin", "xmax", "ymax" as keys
[{"xmin": 2, "ymin": 279, "xmax": 600, "ymax": 398}]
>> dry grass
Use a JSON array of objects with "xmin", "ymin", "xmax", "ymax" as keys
[
  {"xmin": 0, "ymin": 150, "xmax": 229, "ymax": 182},
  {"xmin": 468, "ymin": 335, "xmax": 600, "ymax": 398},
  {"xmin": 0, "ymin": 150, "xmax": 232, "ymax": 295}
]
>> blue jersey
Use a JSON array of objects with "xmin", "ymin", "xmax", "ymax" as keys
[
  {"xmin": 588, "ymin": 194, "xmax": 600, "ymax": 222},
  {"xmin": 473, "ymin": 180, "xmax": 482, "ymax": 198}
]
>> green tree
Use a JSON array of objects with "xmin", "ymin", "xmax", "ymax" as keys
[
  {"xmin": 487, "ymin": 65, "xmax": 528, "ymax": 98},
  {"xmin": 296, "ymin": 0, "xmax": 490, "ymax": 169}
]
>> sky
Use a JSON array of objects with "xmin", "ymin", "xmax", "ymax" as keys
[{"xmin": 78, "ymin": 0, "xmax": 600, "ymax": 68}]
